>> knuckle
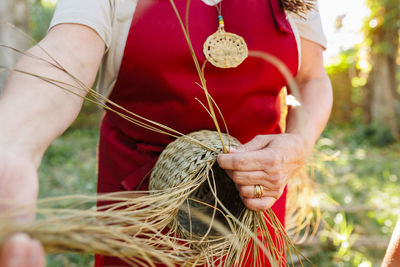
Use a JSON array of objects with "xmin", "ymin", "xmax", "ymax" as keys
[
  {"xmin": 269, "ymin": 153, "xmax": 281, "ymax": 166},
  {"xmin": 271, "ymin": 190, "xmax": 280, "ymax": 199},
  {"xmin": 270, "ymin": 184, "xmax": 281, "ymax": 191},
  {"xmin": 238, "ymin": 186, "xmax": 246, "ymax": 196},
  {"xmin": 232, "ymin": 156, "xmax": 246, "ymax": 169},
  {"xmin": 269, "ymin": 175, "xmax": 281, "ymax": 185},
  {"xmin": 231, "ymin": 172, "xmax": 241, "ymax": 183},
  {"xmin": 260, "ymin": 156, "xmax": 270, "ymax": 167}
]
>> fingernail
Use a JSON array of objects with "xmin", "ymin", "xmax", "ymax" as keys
[{"xmin": 9, "ymin": 233, "xmax": 30, "ymax": 244}]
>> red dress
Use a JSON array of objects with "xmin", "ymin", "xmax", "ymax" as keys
[{"xmin": 96, "ymin": 0, "xmax": 298, "ymax": 266}]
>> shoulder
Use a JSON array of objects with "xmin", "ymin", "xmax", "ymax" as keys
[
  {"xmin": 49, "ymin": 0, "xmax": 115, "ymax": 47},
  {"xmin": 49, "ymin": 0, "xmax": 138, "ymax": 97},
  {"xmin": 288, "ymin": 2, "xmax": 327, "ymax": 49}
]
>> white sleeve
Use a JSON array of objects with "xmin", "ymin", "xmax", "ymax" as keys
[
  {"xmin": 289, "ymin": 2, "xmax": 327, "ymax": 49},
  {"xmin": 49, "ymin": 0, "xmax": 113, "ymax": 48}
]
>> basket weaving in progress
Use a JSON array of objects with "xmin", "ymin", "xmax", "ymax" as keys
[
  {"xmin": 150, "ymin": 130, "xmax": 243, "ymax": 241},
  {"xmin": 148, "ymin": 130, "xmax": 298, "ymax": 266}
]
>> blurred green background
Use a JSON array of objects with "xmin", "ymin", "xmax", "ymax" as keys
[{"xmin": 0, "ymin": 0, "xmax": 399, "ymax": 266}]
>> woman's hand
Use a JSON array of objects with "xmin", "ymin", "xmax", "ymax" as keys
[
  {"xmin": 0, "ymin": 23, "xmax": 105, "ymax": 267},
  {"xmin": 0, "ymin": 153, "xmax": 45, "ymax": 267},
  {"xmin": 218, "ymin": 38, "xmax": 333, "ymax": 211},
  {"xmin": 217, "ymin": 133, "xmax": 307, "ymax": 211},
  {"xmin": 0, "ymin": 233, "xmax": 45, "ymax": 267},
  {"xmin": 217, "ymin": 39, "xmax": 333, "ymax": 212}
]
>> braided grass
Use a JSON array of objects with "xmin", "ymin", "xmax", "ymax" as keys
[{"xmin": 150, "ymin": 131, "xmax": 244, "ymax": 243}]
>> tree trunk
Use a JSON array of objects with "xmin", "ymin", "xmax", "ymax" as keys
[
  {"xmin": 364, "ymin": 5, "xmax": 400, "ymax": 139},
  {"xmin": 0, "ymin": 0, "xmax": 30, "ymax": 93},
  {"xmin": 367, "ymin": 53, "xmax": 399, "ymax": 138},
  {"xmin": 328, "ymin": 67, "xmax": 356, "ymax": 124}
]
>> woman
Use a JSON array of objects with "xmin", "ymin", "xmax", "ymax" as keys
[{"xmin": 0, "ymin": 0, "xmax": 332, "ymax": 266}]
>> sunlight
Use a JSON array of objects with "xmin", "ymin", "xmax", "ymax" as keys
[
  {"xmin": 319, "ymin": 0, "xmax": 369, "ymax": 61},
  {"xmin": 41, "ymin": 0, "xmax": 57, "ymax": 8}
]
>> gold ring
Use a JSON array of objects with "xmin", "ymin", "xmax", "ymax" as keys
[{"xmin": 254, "ymin": 185, "xmax": 263, "ymax": 198}]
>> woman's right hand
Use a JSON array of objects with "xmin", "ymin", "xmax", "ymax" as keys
[
  {"xmin": 0, "ymin": 153, "xmax": 45, "ymax": 267},
  {"xmin": 0, "ymin": 234, "xmax": 45, "ymax": 267},
  {"xmin": 0, "ymin": 21, "xmax": 106, "ymax": 267}
]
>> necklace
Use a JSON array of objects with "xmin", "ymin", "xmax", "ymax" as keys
[
  {"xmin": 201, "ymin": 0, "xmax": 314, "ymax": 68},
  {"xmin": 203, "ymin": 1, "xmax": 248, "ymax": 68}
]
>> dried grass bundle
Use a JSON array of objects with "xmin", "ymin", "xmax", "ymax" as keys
[{"xmin": 0, "ymin": 130, "xmax": 307, "ymax": 266}]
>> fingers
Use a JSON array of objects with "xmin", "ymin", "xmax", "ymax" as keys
[
  {"xmin": 225, "ymin": 169, "xmax": 287, "ymax": 212},
  {"xmin": 29, "ymin": 239, "xmax": 45, "ymax": 267},
  {"xmin": 237, "ymin": 185, "xmax": 283, "ymax": 199},
  {"xmin": 218, "ymin": 149, "xmax": 282, "ymax": 171},
  {"xmin": 235, "ymin": 135, "xmax": 274, "ymax": 152},
  {"xmin": 0, "ymin": 233, "xmax": 45, "ymax": 267},
  {"xmin": 242, "ymin": 197, "xmax": 276, "ymax": 212},
  {"xmin": 225, "ymin": 169, "xmax": 286, "ymax": 211},
  {"xmin": 218, "ymin": 134, "xmax": 303, "ymax": 212},
  {"xmin": 218, "ymin": 135, "xmax": 278, "ymax": 171},
  {"xmin": 227, "ymin": 170, "xmax": 285, "ymax": 188}
]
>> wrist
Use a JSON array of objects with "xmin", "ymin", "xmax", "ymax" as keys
[
  {"xmin": 285, "ymin": 128, "xmax": 316, "ymax": 158},
  {"xmin": 0, "ymin": 134, "xmax": 44, "ymax": 170}
]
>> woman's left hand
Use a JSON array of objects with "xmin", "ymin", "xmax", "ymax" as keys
[
  {"xmin": 217, "ymin": 39, "xmax": 333, "ymax": 212},
  {"xmin": 217, "ymin": 133, "xmax": 307, "ymax": 211}
]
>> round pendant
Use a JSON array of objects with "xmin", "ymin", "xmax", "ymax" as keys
[{"xmin": 203, "ymin": 29, "xmax": 248, "ymax": 68}]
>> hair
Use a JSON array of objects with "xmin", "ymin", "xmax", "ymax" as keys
[{"xmin": 280, "ymin": 0, "xmax": 315, "ymax": 16}]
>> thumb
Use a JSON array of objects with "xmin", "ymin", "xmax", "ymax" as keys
[
  {"xmin": 236, "ymin": 135, "xmax": 274, "ymax": 152},
  {"xmin": 0, "ymin": 233, "xmax": 45, "ymax": 267}
]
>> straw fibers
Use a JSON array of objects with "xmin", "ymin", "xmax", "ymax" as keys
[
  {"xmin": 0, "ymin": 1, "xmax": 321, "ymax": 265},
  {"xmin": 0, "ymin": 129, "xmax": 308, "ymax": 266},
  {"xmin": 203, "ymin": 28, "xmax": 248, "ymax": 68}
]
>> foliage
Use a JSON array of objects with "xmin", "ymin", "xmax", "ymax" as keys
[
  {"xmin": 349, "ymin": 124, "xmax": 396, "ymax": 147},
  {"xmin": 327, "ymin": 0, "xmax": 400, "ymax": 140},
  {"xmin": 29, "ymin": 0, "xmax": 56, "ymax": 42},
  {"xmin": 38, "ymin": 104, "xmax": 100, "ymax": 266},
  {"xmin": 325, "ymin": 49, "xmax": 356, "ymax": 123},
  {"xmin": 325, "ymin": 49, "xmax": 358, "ymax": 76},
  {"xmin": 363, "ymin": 0, "xmax": 400, "ymax": 56},
  {"xmin": 298, "ymin": 125, "xmax": 400, "ymax": 266}
]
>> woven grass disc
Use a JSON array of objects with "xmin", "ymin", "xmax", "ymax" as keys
[
  {"xmin": 149, "ymin": 130, "xmax": 245, "ymax": 241},
  {"xmin": 203, "ymin": 29, "xmax": 248, "ymax": 68}
]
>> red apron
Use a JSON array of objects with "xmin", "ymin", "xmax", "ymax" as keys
[{"xmin": 96, "ymin": 0, "xmax": 298, "ymax": 266}]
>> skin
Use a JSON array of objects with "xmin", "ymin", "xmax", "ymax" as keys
[
  {"xmin": 382, "ymin": 217, "xmax": 400, "ymax": 266},
  {"xmin": 218, "ymin": 38, "xmax": 332, "ymax": 211},
  {"xmin": 0, "ymin": 24, "xmax": 105, "ymax": 267},
  {"xmin": 0, "ymin": 24, "xmax": 332, "ymax": 267}
]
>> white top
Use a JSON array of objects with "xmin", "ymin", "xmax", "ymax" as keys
[{"xmin": 50, "ymin": 0, "xmax": 327, "ymax": 97}]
